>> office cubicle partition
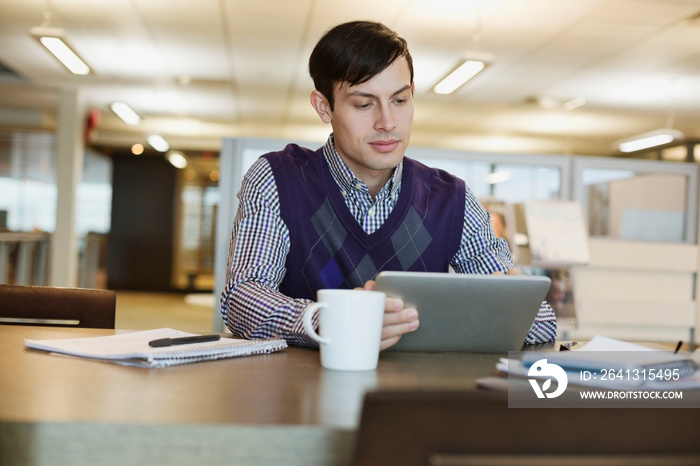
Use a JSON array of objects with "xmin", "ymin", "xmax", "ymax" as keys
[{"xmin": 570, "ymin": 156, "xmax": 699, "ymax": 343}]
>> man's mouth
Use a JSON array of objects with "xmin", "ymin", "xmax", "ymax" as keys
[{"xmin": 368, "ymin": 139, "xmax": 400, "ymax": 152}]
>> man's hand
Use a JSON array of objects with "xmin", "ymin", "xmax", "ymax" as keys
[
  {"xmin": 363, "ymin": 280, "xmax": 419, "ymax": 351},
  {"xmin": 362, "ymin": 268, "xmax": 517, "ymax": 350}
]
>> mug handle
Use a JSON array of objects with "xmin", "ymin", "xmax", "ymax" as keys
[{"xmin": 302, "ymin": 302, "xmax": 330, "ymax": 345}]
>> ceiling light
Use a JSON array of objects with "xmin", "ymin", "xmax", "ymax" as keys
[
  {"xmin": 532, "ymin": 96, "xmax": 586, "ymax": 111},
  {"xmin": 111, "ymin": 102, "xmax": 141, "ymax": 125},
  {"xmin": 147, "ymin": 134, "xmax": 170, "ymax": 152},
  {"xmin": 433, "ymin": 56, "xmax": 491, "ymax": 95},
  {"xmin": 617, "ymin": 128, "xmax": 685, "ymax": 153},
  {"xmin": 30, "ymin": 26, "xmax": 90, "ymax": 76},
  {"xmin": 563, "ymin": 96, "xmax": 586, "ymax": 111},
  {"xmin": 167, "ymin": 151, "xmax": 188, "ymax": 169},
  {"xmin": 536, "ymin": 96, "xmax": 560, "ymax": 110},
  {"xmin": 131, "ymin": 143, "xmax": 144, "ymax": 155}
]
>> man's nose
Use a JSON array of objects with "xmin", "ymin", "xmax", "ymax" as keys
[{"xmin": 375, "ymin": 104, "xmax": 396, "ymax": 132}]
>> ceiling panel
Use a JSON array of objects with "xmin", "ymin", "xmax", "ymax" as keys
[{"xmin": 0, "ymin": 0, "xmax": 699, "ymax": 156}]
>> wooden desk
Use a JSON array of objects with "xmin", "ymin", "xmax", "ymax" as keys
[{"xmin": 0, "ymin": 326, "xmax": 506, "ymax": 466}]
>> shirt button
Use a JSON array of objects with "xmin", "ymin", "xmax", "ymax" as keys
[
  {"xmin": 355, "ymin": 182, "xmax": 363, "ymax": 190},
  {"xmin": 368, "ymin": 208, "xmax": 375, "ymax": 217}
]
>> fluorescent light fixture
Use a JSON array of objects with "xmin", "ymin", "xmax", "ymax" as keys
[
  {"xmin": 617, "ymin": 128, "xmax": 685, "ymax": 153},
  {"xmin": 563, "ymin": 96, "xmax": 586, "ymax": 111},
  {"xmin": 147, "ymin": 134, "xmax": 170, "ymax": 152},
  {"xmin": 30, "ymin": 27, "xmax": 90, "ymax": 76},
  {"xmin": 167, "ymin": 151, "xmax": 188, "ymax": 169},
  {"xmin": 111, "ymin": 102, "xmax": 141, "ymax": 125},
  {"xmin": 433, "ymin": 54, "xmax": 492, "ymax": 95},
  {"xmin": 536, "ymin": 96, "xmax": 560, "ymax": 110},
  {"xmin": 533, "ymin": 95, "xmax": 586, "ymax": 111}
]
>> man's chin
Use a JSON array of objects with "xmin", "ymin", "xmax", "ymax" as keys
[{"xmin": 370, "ymin": 153, "xmax": 404, "ymax": 172}]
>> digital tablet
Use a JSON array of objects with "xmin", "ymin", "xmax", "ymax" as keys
[{"xmin": 374, "ymin": 271, "xmax": 551, "ymax": 353}]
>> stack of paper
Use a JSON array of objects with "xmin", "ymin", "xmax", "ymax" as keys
[
  {"xmin": 25, "ymin": 328, "xmax": 287, "ymax": 368},
  {"xmin": 478, "ymin": 335, "xmax": 700, "ymax": 391}
]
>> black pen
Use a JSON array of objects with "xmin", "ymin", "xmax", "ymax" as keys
[
  {"xmin": 149, "ymin": 334, "xmax": 221, "ymax": 348},
  {"xmin": 674, "ymin": 340, "xmax": 683, "ymax": 354}
]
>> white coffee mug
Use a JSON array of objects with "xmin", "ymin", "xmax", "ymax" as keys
[{"xmin": 302, "ymin": 289, "xmax": 386, "ymax": 371}]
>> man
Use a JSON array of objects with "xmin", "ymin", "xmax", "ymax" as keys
[{"xmin": 221, "ymin": 20, "xmax": 556, "ymax": 350}]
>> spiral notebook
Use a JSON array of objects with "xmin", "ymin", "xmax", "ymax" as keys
[
  {"xmin": 520, "ymin": 335, "xmax": 696, "ymax": 376},
  {"xmin": 25, "ymin": 328, "xmax": 287, "ymax": 368}
]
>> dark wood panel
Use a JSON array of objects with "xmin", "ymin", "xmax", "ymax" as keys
[{"xmin": 107, "ymin": 153, "xmax": 176, "ymax": 291}]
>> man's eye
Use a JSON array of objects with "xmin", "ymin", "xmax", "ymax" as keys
[{"xmin": 355, "ymin": 103, "xmax": 371, "ymax": 109}]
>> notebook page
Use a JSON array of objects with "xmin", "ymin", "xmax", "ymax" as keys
[{"xmin": 25, "ymin": 328, "xmax": 287, "ymax": 367}]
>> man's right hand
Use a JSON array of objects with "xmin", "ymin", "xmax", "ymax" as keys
[{"xmin": 362, "ymin": 280, "xmax": 419, "ymax": 351}]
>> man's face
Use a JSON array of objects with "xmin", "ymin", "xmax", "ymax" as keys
[{"xmin": 317, "ymin": 57, "xmax": 414, "ymax": 190}]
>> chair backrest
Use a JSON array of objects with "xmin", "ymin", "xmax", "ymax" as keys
[
  {"xmin": 0, "ymin": 284, "xmax": 116, "ymax": 329},
  {"xmin": 353, "ymin": 389, "xmax": 700, "ymax": 466}
]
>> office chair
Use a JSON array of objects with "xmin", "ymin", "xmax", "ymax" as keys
[
  {"xmin": 353, "ymin": 389, "xmax": 700, "ymax": 466},
  {"xmin": 0, "ymin": 284, "xmax": 116, "ymax": 329}
]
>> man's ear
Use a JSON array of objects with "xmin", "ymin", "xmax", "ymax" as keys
[{"xmin": 310, "ymin": 90, "xmax": 332, "ymax": 124}]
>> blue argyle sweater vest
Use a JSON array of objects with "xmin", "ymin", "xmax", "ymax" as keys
[{"xmin": 264, "ymin": 144, "xmax": 465, "ymax": 301}]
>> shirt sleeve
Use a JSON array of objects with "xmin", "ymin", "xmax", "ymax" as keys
[
  {"xmin": 450, "ymin": 187, "xmax": 557, "ymax": 345},
  {"xmin": 523, "ymin": 302, "xmax": 558, "ymax": 345},
  {"xmin": 220, "ymin": 157, "xmax": 318, "ymax": 347},
  {"xmin": 450, "ymin": 186, "xmax": 515, "ymax": 274}
]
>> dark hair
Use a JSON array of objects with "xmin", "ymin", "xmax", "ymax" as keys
[{"xmin": 308, "ymin": 21, "xmax": 414, "ymax": 110}]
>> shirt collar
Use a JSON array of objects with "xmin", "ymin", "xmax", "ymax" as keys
[{"xmin": 322, "ymin": 134, "xmax": 402, "ymax": 200}]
